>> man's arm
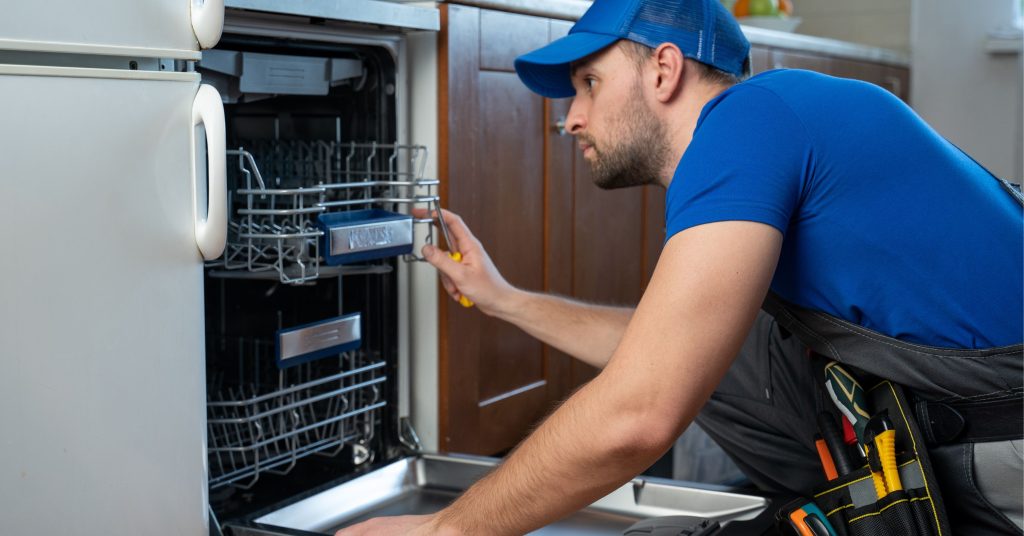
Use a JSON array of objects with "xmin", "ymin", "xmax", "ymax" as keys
[
  {"xmin": 339, "ymin": 219, "xmax": 783, "ymax": 535},
  {"xmin": 467, "ymin": 289, "xmax": 633, "ymax": 370},
  {"xmin": 421, "ymin": 209, "xmax": 634, "ymax": 369}
]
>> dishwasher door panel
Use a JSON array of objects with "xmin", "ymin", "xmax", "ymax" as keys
[
  {"xmin": 232, "ymin": 454, "xmax": 767, "ymax": 535},
  {"xmin": 0, "ymin": 66, "xmax": 208, "ymax": 536}
]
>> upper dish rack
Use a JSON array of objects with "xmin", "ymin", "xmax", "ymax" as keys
[{"xmin": 209, "ymin": 139, "xmax": 439, "ymax": 284}]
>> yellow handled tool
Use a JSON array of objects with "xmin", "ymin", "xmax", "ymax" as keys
[
  {"xmin": 434, "ymin": 205, "xmax": 474, "ymax": 308},
  {"xmin": 865, "ymin": 413, "xmax": 902, "ymax": 496},
  {"xmin": 868, "ymin": 459, "xmax": 888, "ymax": 499},
  {"xmin": 447, "ymin": 251, "xmax": 474, "ymax": 308},
  {"xmin": 865, "ymin": 412, "xmax": 902, "ymax": 498},
  {"xmin": 875, "ymin": 429, "xmax": 901, "ymax": 492}
]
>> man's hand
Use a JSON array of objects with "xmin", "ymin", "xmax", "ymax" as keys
[
  {"xmin": 414, "ymin": 208, "xmax": 517, "ymax": 317},
  {"xmin": 333, "ymin": 514, "xmax": 462, "ymax": 536}
]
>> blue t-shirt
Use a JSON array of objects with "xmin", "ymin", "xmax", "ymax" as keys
[{"xmin": 666, "ymin": 69, "xmax": 1023, "ymax": 349}]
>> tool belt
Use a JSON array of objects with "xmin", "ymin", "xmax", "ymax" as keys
[
  {"xmin": 774, "ymin": 362, "xmax": 951, "ymax": 536},
  {"xmin": 915, "ymin": 387, "xmax": 1024, "ymax": 445},
  {"xmin": 762, "ymin": 293, "xmax": 1023, "ymax": 536}
]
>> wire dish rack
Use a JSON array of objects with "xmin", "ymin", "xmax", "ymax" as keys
[
  {"xmin": 210, "ymin": 139, "xmax": 439, "ymax": 284},
  {"xmin": 206, "ymin": 337, "xmax": 387, "ymax": 490}
]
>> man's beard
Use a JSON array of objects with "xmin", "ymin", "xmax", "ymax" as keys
[{"xmin": 582, "ymin": 93, "xmax": 671, "ymax": 190}]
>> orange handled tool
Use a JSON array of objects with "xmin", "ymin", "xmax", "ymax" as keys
[{"xmin": 814, "ymin": 434, "xmax": 839, "ymax": 481}]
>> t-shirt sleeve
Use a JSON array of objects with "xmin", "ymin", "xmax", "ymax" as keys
[{"xmin": 665, "ymin": 85, "xmax": 811, "ymax": 240}]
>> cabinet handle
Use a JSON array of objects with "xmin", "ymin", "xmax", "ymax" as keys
[
  {"xmin": 883, "ymin": 75, "xmax": 902, "ymax": 97},
  {"xmin": 553, "ymin": 116, "xmax": 568, "ymax": 136},
  {"xmin": 192, "ymin": 84, "xmax": 227, "ymax": 261}
]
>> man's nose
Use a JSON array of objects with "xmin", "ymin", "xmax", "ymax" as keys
[{"xmin": 565, "ymin": 98, "xmax": 587, "ymax": 135}]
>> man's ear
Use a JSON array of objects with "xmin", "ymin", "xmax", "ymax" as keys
[{"xmin": 651, "ymin": 43, "xmax": 685, "ymax": 103}]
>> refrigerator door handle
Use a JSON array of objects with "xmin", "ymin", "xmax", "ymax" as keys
[
  {"xmin": 191, "ymin": 0, "xmax": 225, "ymax": 49},
  {"xmin": 192, "ymin": 84, "xmax": 227, "ymax": 261}
]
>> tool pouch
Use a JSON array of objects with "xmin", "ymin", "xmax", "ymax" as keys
[{"xmin": 806, "ymin": 380, "xmax": 951, "ymax": 536}]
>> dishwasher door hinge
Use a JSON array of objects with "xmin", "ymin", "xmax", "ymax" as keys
[{"xmin": 399, "ymin": 417, "xmax": 423, "ymax": 453}]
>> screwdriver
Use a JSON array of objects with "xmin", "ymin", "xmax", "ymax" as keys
[
  {"xmin": 433, "ymin": 203, "xmax": 473, "ymax": 308},
  {"xmin": 824, "ymin": 362, "xmax": 871, "ymax": 447}
]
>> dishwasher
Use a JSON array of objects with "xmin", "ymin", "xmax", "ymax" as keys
[{"xmin": 202, "ymin": 4, "xmax": 772, "ymax": 535}]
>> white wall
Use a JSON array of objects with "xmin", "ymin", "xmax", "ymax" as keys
[
  {"xmin": 911, "ymin": 0, "xmax": 1024, "ymax": 183},
  {"xmin": 793, "ymin": 0, "xmax": 912, "ymax": 52},
  {"xmin": 407, "ymin": 22, "xmax": 441, "ymax": 452}
]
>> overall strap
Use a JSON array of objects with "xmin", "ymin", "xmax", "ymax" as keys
[
  {"xmin": 997, "ymin": 178, "xmax": 1023, "ymax": 206},
  {"xmin": 947, "ymin": 137, "xmax": 1023, "ymax": 206},
  {"xmin": 761, "ymin": 292, "xmax": 1023, "ymax": 446}
]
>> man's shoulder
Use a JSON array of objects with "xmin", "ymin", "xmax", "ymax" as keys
[
  {"xmin": 704, "ymin": 69, "xmax": 901, "ymax": 135},
  {"xmin": 739, "ymin": 68, "xmax": 844, "ymax": 93},
  {"xmin": 700, "ymin": 70, "xmax": 833, "ymax": 120}
]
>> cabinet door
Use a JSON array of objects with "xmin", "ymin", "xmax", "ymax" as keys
[
  {"xmin": 544, "ymin": 22, "xmax": 579, "ymax": 400},
  {"xmin": 546, "ymin": 22, "xmax": 650, "ymax": 390},
  {"xmin": 829, "ymin": 56, "xmax": 884, "ymax": 83},
  {"xmin": 771, "ymin": 49, "xmax": 832, "ymax": 72},
  {"xmin": 440, "ymin": 4, "xmax": 556, "ymax": 455},
  {"xmin": 882, "ymin": 65, "xmax": 910, "ymax": 102},
  {"xmin": 441, "ymin": 8, "xmax": 655, "ymax": 455}
]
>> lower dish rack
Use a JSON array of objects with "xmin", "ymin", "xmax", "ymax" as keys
[
  {"xmin": 206, "ymin": 337, "xmax": 387, "ymax": 490},
  {"xmin": 209, "ymin": 139, "xmax": 440, "ymax": 284}
]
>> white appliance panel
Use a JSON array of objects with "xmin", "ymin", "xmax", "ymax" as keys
[
  {"xmin": 1, "ymin": 0, "xmax": 205, "ymax": 58},
  {"xmin": 0, "ymin": 66, "xmax": 208, "ymax": 535}
]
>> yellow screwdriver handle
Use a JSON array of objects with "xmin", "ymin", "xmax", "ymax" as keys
[{"xmin": 448, "ymin": 252, "xmax": 474, "ymax": 308}]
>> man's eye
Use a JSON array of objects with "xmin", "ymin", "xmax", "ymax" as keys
[{"xmin": 585, "ymin": 77, "xmax": 596, "ymax": 91}]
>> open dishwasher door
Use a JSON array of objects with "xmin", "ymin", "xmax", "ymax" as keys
[{"xmin": 224, "ymin": 454, "xmax": 770, "ymax": 535}]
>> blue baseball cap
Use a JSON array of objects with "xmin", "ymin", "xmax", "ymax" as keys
[{"xmin": 514, "ymin": 0, "xmax": 750, "ymax": 99}]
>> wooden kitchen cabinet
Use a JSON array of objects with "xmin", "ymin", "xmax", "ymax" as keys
[
  {"xmin": 439, "ymin": 4, "xmax": 551, "ymax": 455},
  {"xmin": 769, "ymin": 48, "xmax": 832, "ymax": 73},
  {"xmin": 751, "ymin": 46, "xmax": 910, "ymax": 102},
  {"xmin": 439, "ymin": 5, "xmax": 658, "ymax": 454},
  {"xmin": 438, "ymin": 4, "xmax": 910, "ymax": 455}
]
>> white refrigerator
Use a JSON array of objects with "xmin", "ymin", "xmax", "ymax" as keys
[{"xmin": 0, "ymin": 1, "xmax": 226, "ymax": 533}]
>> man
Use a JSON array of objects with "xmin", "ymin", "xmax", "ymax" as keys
[{"xmin": 338, "ymin": 0, "xmax": 1023, "ymax": 534}]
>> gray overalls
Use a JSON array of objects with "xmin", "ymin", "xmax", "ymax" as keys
[{"xmin": 696, "ymin": 180, "xmax": 1024, "ymax": 535}]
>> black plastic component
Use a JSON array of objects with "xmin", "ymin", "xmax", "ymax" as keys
[{"xmin": 623, "ymin": 516, "xmax": 720, "ymax": 536}]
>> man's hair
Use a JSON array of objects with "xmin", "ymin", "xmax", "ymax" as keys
[{"xmin": 620, "ymin": 40, "xmax": 742, "ymax": 87}]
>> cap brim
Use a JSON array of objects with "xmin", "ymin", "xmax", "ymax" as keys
[{"xmin": 514, "ymin": 32, "xmax": 620, "ymax": 99}]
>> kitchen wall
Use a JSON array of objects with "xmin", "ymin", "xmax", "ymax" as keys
[
  {"xmin": 911, "ymin": 0, "xmax": 1023, "ymax": 183},
  {"xmin": 786, "ymin": 0, "xmax": 1022, "ymax": 183},
  {"xmin": 789, "ymin": 0, "xmax": 911, "ymax": 52}
]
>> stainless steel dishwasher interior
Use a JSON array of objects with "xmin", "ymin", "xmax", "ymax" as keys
[{"xmin": 244, "ymin": 454, "xmax": 767, "ymax": 535}]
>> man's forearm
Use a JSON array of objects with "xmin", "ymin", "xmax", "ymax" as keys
[
  {"xmin": 431, "ymin": 371, "xmax": 675, "ymax": 535},
  {"xmin": 489, "ymin": 289, "xmax": 633, "ymax": 369}
]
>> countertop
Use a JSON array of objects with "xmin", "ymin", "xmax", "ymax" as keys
[{"xmin": 444, "ymin": 0, "xmax": 910, "ymax": 67}]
